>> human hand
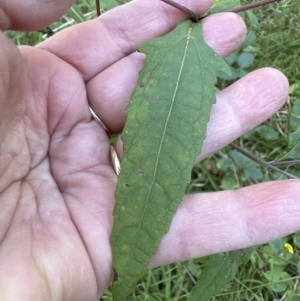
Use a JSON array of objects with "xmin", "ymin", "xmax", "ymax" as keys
[{"xmin": 0, "ymin": 0, "xmax": 298, "ymax": 300}]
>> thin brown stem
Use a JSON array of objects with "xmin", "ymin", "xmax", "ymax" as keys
[
  {"xmin": 227, "ymin": 0, "xmax": 281, "ymax": 13},
  {"xmin": 160, "ymin": 0, "xmax": 198, "ymax": 21},
  {"xmin": 161, "ymin": 0, "xmax": 281, "ymax": 23},
  {"xmin": 96, "ymin": 0, "xmax": 101, "ymax": 17},
  {"xmin": 269, "ymin": 160, "xmax": 300, "ymax": 166},
  {"xmin": 229, "ymin": 143, "xmax": 299, "ymax": 180}
]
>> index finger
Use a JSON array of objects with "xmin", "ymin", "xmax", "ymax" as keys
[{"xmin": 38, "ymin": 0, "xmax": 213, "ymax": 81}]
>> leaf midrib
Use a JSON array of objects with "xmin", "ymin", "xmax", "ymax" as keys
[{"xmin": 120, "ymin": 22, "xmax": 195, "ymax": 294}]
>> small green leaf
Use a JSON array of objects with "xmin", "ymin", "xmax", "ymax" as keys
[
  {"xmin": 111, "ymin": 20, "xmax": 230, "ymax": 300},
  {"xmin": 188, "ymin": 249, "xmax": 253, "ymax": 301},
  {"xmin": 254, "ymin": 125, "xmax": 279, "ymax": 141},
  {"xmin": 289, "ymin": 84, "xmax": 300, "ymax": 96},
  {"xmin": 280, "ymin": 129, "xmax": 300, "ymax": 160},
  {"xmin": 220, "ymin": 175, "xmax": 239, "ymax": 190},
  {"xmin": 246, "ymin": 11, "xmax": 259, "ymax": 27},
  {"xmin": 229, "ymin": 150, "xmax": 263, "ymax": 181},
  {"xmin": 242, "ymin": 31, "xmax": 257, "ymax": 48},
  {"xmin": 290, "ymin": 99, "xmax": 300, "ymax": 131},
  {"xmin": 295, "ymin": 232, "xmax": 300, "ymax": 249},
  {"xmin": 217, "ymin": 157, "xmax": 232, "ymax": 171},
  {"xmin": 238, "ymin": 52, "xmax": 255, "ymax": 69}
]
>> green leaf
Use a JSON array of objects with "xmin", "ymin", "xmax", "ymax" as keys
[
  {"xmin": 188, "ymin": 249, "xmax": 253, "ymax": 301},
  {"xmin": 290, "ymin": 98, "xmax": 300, "ymax": 131},
  {"xmin": 254, "ymin": 125, "xmax": 279, "ymax": 140},
  {"xmin": 237, "ymin": 52, "xmax": 255, "ymax": 69},
  {"xmin": 295, "ymin": 232, "xmax": 300, "ymax": 249},
  {"xmin": 246, "ymin": 125, "xmax": 279, "ymax": 141},
  {"xmin": 110, "ymin": 20, "xmax": 230, "ymax": 301},
  {"xmin": 220, "ymin": 175, "xmax": 239, "ymax": 190},
  {"xmin": 242, "ymin": 31, "xmax": 257, "ymax": 48},
  {"xmin": 280, "ymin": 129, "xmax": 300, "ymax": 160},
  {"xmin": 229, "ymin": 150, "xmax": 263, "ymax": 181}
]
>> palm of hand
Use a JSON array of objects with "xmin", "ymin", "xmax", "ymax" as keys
[{"xmin": 0, "ymin": 39, "xmax": 115, "ymax": 299}]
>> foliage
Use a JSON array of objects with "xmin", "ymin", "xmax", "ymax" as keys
[
  {"xmin": 111, "ymin": 20, "xmax": 230, "ymax": 300},
  {"xmin": 188, "ymin": 249, "xmax": 253, "ymax": 301}
]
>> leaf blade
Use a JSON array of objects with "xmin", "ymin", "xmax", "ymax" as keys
[
  {"xmin": 188, "ymin": 249, "xmax": 253, "ymax": 301},
  {"xmin": 111, "ymin": 20, "xmax": 231, "ymax": 300}
]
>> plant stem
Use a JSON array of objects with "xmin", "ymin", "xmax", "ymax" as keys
[
  {"xmin": 96, "ymin": 0, "xmax": 101, "ymax": 17},
  {"xmin": 269, "ymin": 159, "xmax": 300, "ymax": 166},
  {"xmin": 160, "ymin": 0, "xmax": 281, "ymax": 22},
  {"xmin": 229, "ymin": 143, "xmax": 299, "ymax": 180},
  {"xmin": 160, "ymin": 0, "xmax": 198, "ymax": 21},
  {"xmin": 227, "ymin": 0, "xmax": 282, "ymax": 14}
]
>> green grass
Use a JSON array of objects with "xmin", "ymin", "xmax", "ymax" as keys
[{"xmin": 6, "ymin": 0, "xmax": 300, "ymax": 300}]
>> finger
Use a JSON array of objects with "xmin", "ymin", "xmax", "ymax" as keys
[
  {"xmin": 87, "ymin": 52, "xmax": 146, "ymax": 133},
  {"xmin": 197, "ymin": 67, "xmax": 289, "ymax": 161},
  {"xmin": 202, "ymin": 13, "xmax": 247, "ymax": 58},
  {"xmin": 113, "ymin": 66, "xmax": 288, "ymax": 161},
  {"xmin": 149, "ymin": 179, "xmax": 300, "ymax": 267},
  {"xmin": 39, "ymin": 0, "xmax": 214, "ymax": 81},
  {"xmin": 0, "ymin": 0, "xmax": 76, "ymax": 30},
  {"xmin": 87, "ymin": 12, "xmax": 247, "ymax": 133}
]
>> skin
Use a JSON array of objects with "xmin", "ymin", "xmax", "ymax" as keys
[{"xmin": 0, "ymin": 0, "xmax": 299, "ymax": 300}]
